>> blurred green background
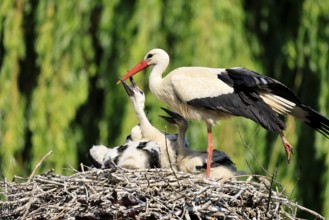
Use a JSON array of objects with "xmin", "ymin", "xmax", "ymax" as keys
[{"xmin": 0, "ymin": 0, "xmax": 328, "ymax": 217}]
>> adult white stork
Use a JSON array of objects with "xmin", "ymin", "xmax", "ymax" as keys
[{"xmin": 119, "ymin": 48, "xmax": 329, "ymax": 177}]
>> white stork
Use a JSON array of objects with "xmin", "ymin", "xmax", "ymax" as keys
[
  {"xmin": 121, "ymin": 78, "xmax": 177, "ymax": 169},
  {"xmin": 160, "ymin": 107, "xmax": 243, "ymax": 180},
  {"xmin": 119, "ymin": 48, "xmax": 329, "ymax": 177},
  {"xmin": 103, "ymin": 141, "xmax": 161, "ymax": 169},
  {"xmin": 89, "ymin": 140, "xmax": 161, "ymax": 169},
  {"xmin": 89, "ymin": 124, "xmax": 161, "ymax": 169}
]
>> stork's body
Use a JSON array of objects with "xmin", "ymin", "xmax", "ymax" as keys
[
  {"xmin": 119, "ymin": 48, "xmax": 329, "ymax": 177},
  {"xmin": 151, "ymin": 67, "xmax": 233, "ymax": 124}
]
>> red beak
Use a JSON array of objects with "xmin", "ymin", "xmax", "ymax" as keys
[{"xmin": 117, "ymin": 60, "xmax": 149, "ymax": 84}]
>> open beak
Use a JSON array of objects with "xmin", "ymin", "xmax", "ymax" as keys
[
  {"xmin": 117, "ymin": 60, "xmax": 149, "ymax": 84},
  {"xmin": 121, "ymin": 79, "xmax": 135, "ymax": 96},
  {"xmin": 129, "ymin": 77, "xmax": 137, "ymax": 88},
  {"xmin": 121, "ymin": 77, "xmax": 138, "ymax": 96}
]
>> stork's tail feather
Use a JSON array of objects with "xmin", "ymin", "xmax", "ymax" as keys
[
  {"xmin": 294, "ymin": 105, "xmax": 329, "ymax": 138},
  {"xmin": 159, "ymin": 107, "xmax": 187, "ymax": 126},
  {"xmin": 159, "ymin": 115, "xmax": 177, "ymax": 125}
]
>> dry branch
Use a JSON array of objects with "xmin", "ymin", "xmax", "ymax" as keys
[{"xmin": 0, "ymin": 167, "xmax": 325, "ymax": 220}]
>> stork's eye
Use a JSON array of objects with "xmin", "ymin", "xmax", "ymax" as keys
[{"xmin": 146, "ymin": 53, "xmax": 154, "ymax": 59}]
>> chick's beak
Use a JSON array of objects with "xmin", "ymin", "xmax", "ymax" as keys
[{"xmin": 121, "ymin": 79, "xmax": 135, "ymax": 96}]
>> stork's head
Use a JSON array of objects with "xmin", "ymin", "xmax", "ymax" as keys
[
  {"xmin": 118, "ymin": 48, "xmax": 169, "ymax": 82},
  {"xmin": 121, "ymin": 77, "xmax": 145, "ymax": 109},
  {"xmin": 143, "ymin": 48, "xmax": 169, "ymax": 66}
]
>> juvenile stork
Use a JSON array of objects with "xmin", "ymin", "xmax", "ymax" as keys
[
  {"xmin": 119, "ymin": 48, "xmax": 329, "ymax": 177},
  {"xmin": 120, "ymin": 78, "xmax": 177, "ymax": 169},
  {"xmin": 160, "ymin": 107, "xmax": 243, "ymax": 180},
  {"xmin": 89, "ymin": 124, "xmax": 161, "ymax": 169},
  {"xmin": 89, "ymin": 140, "xmax": 161, "ymax": 169}
]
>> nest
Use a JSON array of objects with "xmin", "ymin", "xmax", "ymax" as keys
[{"xmin": 0, "ymin": 167, "xmax": 325, "ymax": 220}]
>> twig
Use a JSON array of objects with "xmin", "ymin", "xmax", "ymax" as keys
[
  {"xmin": 21, "ymin": 183, "xmax": 38, "ymax": 219},
  {"xmin": 64, "ymin": 162, "xmax": 79, "ymax": 173},
  {"xmin": 144, "ymin": 173, "xmax": 150, "ymax": 188},
  {"xmin": 292, "ymin": 202, "xmax": 326, "ymax": 220},
  {"xmin": 164, "ymin": 130, "xmax": 181, "ymax": 189},
  {"xmin": 266, "ymin": 168, "xmax": 277, "ymax": 212},
  {"xmin": 155, "ymin": 169, "xmax": 179, "ymax": 193},
  {"xmin": 289, "ymin": 177, "xmax": 299, "ymax": 200},
  {"xmin": 245, "ymin": 159, "xmax": 255, "ymax": 175},
  {"xmin": 237, "ymin": 126, "xmax": 271, "ymax": 176},
  {"xmin": 28, "ymin": 151, "xmax": 53, "ymax": 182},
  {"xmin": 80, "ymin": 163, "xmax": 85, "ymax": 173}
]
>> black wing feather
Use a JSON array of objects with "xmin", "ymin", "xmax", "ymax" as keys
[
  {"xmin": 300, "ymin": 104, "xmax": 329, "ymax": 138},
  {"xmin": 224, "ymin": 68, "xmax": 301, "ymax": 104},
  {"xmin": 188, "ymin": 90, "xmax": 286, "ymax": 132},
  {"xmin": 195, "ymin": 150, "xmax": 235, "ymax": 170},
  {"xmin": 218, "ymin": 67, "xmax": 329, "ymax": 138}
]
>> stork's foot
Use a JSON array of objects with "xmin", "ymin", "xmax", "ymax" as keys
[{"xmin": 280, "ymin": 133, "xmax": 293, "ymax": 163}]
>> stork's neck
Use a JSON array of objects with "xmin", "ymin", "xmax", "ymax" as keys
[
  {"xmin": 132, "ymin": 101, "xmax": 163, "ymax": 139},
  {"xmin": 149, "ymin": 61, "xmax": 168, "ymax": 96},
  {"xmin": 134, "ymin": 104, "xmax": 152, "ymax": 131}
]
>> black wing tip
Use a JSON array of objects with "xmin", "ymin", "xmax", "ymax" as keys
[
  {"xmin": 301, "ymin": 105, "xmax": 329, "ymax": 138},
  {"xmin": 159, "ymin": 115, "xmax": 176, "ymax": 124},
  {"xmin": 225, "ymin": 67, "xmax": 261, "ymax": 76},
  {"xmin": 160, "ymin": 107, "xmax": 186, "ymax": 124},
  {"xmin": 226, "ymin": 67, "xmax": 302, "ymax": 105}
]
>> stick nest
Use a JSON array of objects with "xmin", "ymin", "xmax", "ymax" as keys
[{"xmin": 0, "ymin": 168, "xmax": 325, "ymax": 220}]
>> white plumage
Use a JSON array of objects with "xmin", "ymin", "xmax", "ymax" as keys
[
  {"xmin": 89, "ymin": 126, "xmax": 161, "ymax": 170},
  {"xmin": 102, "ymin": 141, "xmax": 161, "ymax": 169}
]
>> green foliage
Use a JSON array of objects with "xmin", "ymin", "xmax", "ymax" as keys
[
  {"xmin": 0, "ymin": 0, "xmax": 26, "ymax": 178},
  {"xmin": 28, "ymin": 0, "xmax": 96, "ymax": 174},
  {"xmin": 293, "ymin": 1, "xmax": 329, "ymax": 216},
  {"xmin": 0, "ymin": 0, "xmax": 328, "ymax": 217},
  {"xmin": 244, "ymin": 0, "xmax": 329, "ymax": 216}
]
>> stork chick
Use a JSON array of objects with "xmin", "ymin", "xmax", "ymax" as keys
[
  {"xmin": 103, "ymin": 141, "xmax": 161, "ymax": 169},
  {"xmin": 89, "ymin": 124, "xmax": 161, "ymax": 169},
  {"xmin": 121, "ymin": 78, "xmax": 177, "ymax": 169},
  {"xmin": 89, "ymin": 140, "xmax": 161, "ymax": 169},
  {"xmin": 160, "ymin": 108, "xmax": 243, "ymax": 180}
]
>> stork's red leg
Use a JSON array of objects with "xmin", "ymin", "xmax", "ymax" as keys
[
  {"xmin": 206, "ymin": 125, "xmax": 214, "ymax": 178},
  {"xmin": 280, "ymin": 132, "xmax": 293, "ymax": 163}
]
